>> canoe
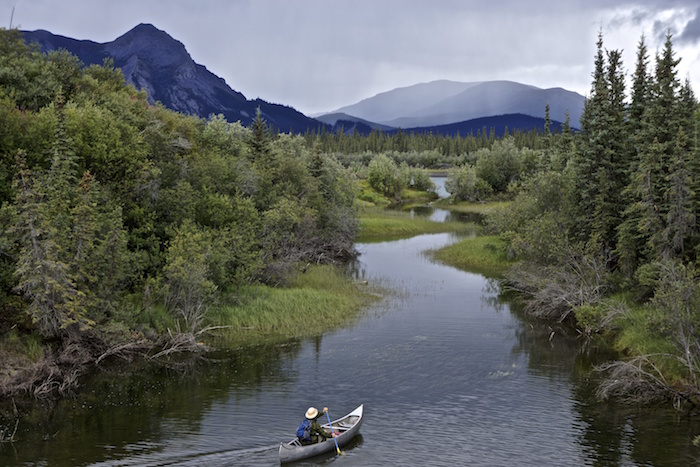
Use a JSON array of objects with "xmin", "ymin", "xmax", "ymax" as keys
[{"xmin": 279, "ymin": 404, "xmax": 364, "ymax": 463}]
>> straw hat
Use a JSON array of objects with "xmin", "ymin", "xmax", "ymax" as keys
[{"xmin": 305, "ymin": 407, "xmax": 319, "ymax": 419}]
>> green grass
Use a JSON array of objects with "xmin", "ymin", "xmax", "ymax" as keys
[
  {"xmin": 614, "ymin": 307, "xmax": 673, "ymax": 355},
  {"xmin": 602, "ymin": 295, "xmax": 687, "ymax": 382},
  {"xmin": 0, "ymin": 329, "xmax": 46, "ymax": 368},
  {"xmin": 433, "ymin": 199, "xmax": 511, "ymax": 214},
  {"xmin": 355, "ymin": 180, "xmax": 439, "ymax": 208},
  {"xmin": 430, "ymin": 235, "xmax": 514, "ymax": 277},
  {"xmin": 400, "ymin": 188, "xmax": 439, "ymax": 203},
  {"xmin": 205, "ymin": 265, "xmax": 379, "ymax": 347},
  {"xmin": 572, "ymin": 293, "xmax": 688, "ymax": 384},
  {"xmin": 358, "ymin": 206, "xmax": 475, "ymax": 240},
  {"xmin": 356, "ymin": 184, "xmax": 391, "ymax": 207}
]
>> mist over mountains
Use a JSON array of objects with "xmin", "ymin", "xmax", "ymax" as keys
[
  {"xmin": 320, "ymin": 80, "xmax": 584, "ymax": 129},
  {"xmin": 22, "ymin": 23, "xmax": 586, "ymax": 136}
]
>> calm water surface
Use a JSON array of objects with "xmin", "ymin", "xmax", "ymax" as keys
[{"xmin": 1, "ymin": 215, "xmax": 699, "ymax": 466}]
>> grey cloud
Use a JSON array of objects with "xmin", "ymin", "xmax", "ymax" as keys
[
  {"xmin": 678, "ymin": 7, "xmax": 700, "ymax": 44},
  {"xmin": 6, "ymin": 0, "xmax": 700, "ymax": 114},
  {"xmin": 607, "ymin": 8, "xmax": 652, "ymax": 29}
]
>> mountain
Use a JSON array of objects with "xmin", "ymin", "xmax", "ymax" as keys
[
  {"xmin": 389, "ymin": 113, "xmax": 566, "ymax": 139},
  {"xmin": 21, "ymin": 24, "xmax": 585, "ymax": 137},
  {"xmin": 325, "ymin": 80, "xmax": 585, "ymax": 129},
  {"xmin": 314, "ymin": 112, "xmax": 396, "ymax": 132},
  {"xmin": 326, "ymin": 80, "xmax": 482, "ymax": 125},
  {"xmin": 22, "ymin": 24, "xmax": 325, "ymax": 133}
]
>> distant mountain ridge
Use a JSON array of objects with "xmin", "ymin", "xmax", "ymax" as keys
[
  {"xmin": 391, "ymin": 113, "xmax": 566, "ymax": 139},
  {"xmin": 315, "ymin": 112, "xmax": 396, "ymax": 132},
  {"xmin": 22, "ymin": 24, "xmax": 584, "ymax": 137},
  {"xmin": 22, "ymin": 24, "xmax": 324, "ymax": 133},
  {"xmin": 324, "ymin": 80, "xmax": 585, "ymax": 129}
]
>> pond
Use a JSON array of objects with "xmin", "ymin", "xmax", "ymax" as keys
[{"xmin": 1, "ymin": 216, "xmax": 699, "ymax": 466}]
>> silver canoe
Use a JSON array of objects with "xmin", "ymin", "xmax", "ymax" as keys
[{"xmin": 279, "ymin": 404, "xmax": 364, "ymax": 463}]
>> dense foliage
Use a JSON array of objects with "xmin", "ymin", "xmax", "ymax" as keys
[
  {"xmin": 484, "ymin": 32, "xmax": 700, "ymax": 406},
  {"xmin": 0, "ymin": 29, "xmax": 357, "ymax": 393}
]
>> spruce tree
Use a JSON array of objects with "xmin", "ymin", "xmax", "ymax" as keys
[
  {"xmin": 628, "ymin": 35, "xmax": 650, "ymax": 149},
  {"xmin": 664, "ymin": 128, "xmax": 695, "ymax": 260},
  {"xmin": 617, "ymin": 36, "xmax": 651, "ymax": 278},
  {"xmin": 246, "ymin": 107, "xmax": 272, "ymax": 160},
  {"xmin": 633, "ymin": 32, "xmax": 685, "ymax": 262},
  {"xmin": 574, "ymin": 31, "xmax": 628, "ymax": 255},
  {"xmin": 573, "ymin": 31, "xmax": 607, "ymax": 243}
]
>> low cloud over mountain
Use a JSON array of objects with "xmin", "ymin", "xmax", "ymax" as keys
[{"xmin": 322, "ymin": 79, "xmax": 585, "ymax": 129}]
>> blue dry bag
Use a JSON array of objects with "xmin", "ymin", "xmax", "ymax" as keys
[{"xmin": 297, "ymin": 419, "xmax": 311, "ymax": 440}]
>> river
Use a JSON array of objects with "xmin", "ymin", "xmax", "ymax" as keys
[{"xmin": 1, "ymin": 202, "xmax": 699, "ymax": 465}]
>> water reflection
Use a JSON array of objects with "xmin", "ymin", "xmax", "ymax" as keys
[{"xmin": 406, "ymin": 205, "xmax": 482, "ymax": 224}]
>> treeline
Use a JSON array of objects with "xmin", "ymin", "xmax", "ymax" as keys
[
  {"xmin": 483, "ymin": 32, "xmax": 700, "ymax": 406},
  {"xmin": 303, "ymin": 121, "xmax": 555, "ymax": 165},
  {"xmin": 0, "ymin": 29, "xmax": 357, "ymax": 395}
]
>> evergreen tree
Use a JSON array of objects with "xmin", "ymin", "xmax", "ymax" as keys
[
  {"xmin": 246, "ymin": 107, "xmax": 272, "ymax": 161},
  {"xmin": 594, "ymin": 48, "xmax": 628, "ymax": 253},
  {"xmin": 70, "ymin": 171, "xmax": 129, "ymax": 320},
  {"xmin": 632, "ymin": 32, "xmax": 687, "ymax": 262},
  {"xmin": 628, "ymin": 35, "xmax": 650, "ymax": 148},
  {"xmin": 573, "ymin": 31, "xmax": 629, "ymax": 255},
  {"xmin": 617, "ymin": 35, "xmax": 652, "ymax": 278},
  {"xmin": 664, "ymin": 128, "xmax": 696, "ymax": 260},
  {"xmin": 638, "ymin": 138, "xmax": 668, "ymax": 260},
  {"xmin": 544, "ymin": 102, "xmax": 552, "ymax": 139},
  {"xmin": 554, "ymin": 109, "xmax": 574, "ymax": 167},
  {"xmin": 647, "ymin": 32, "xmax": 682, "ymax": 153}
]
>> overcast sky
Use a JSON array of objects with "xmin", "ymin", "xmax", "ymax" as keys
[{"xmin": 5, "ymin": 0, "xmax": 700, "ymax": 115}]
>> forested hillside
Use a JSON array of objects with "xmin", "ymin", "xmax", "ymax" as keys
[{"xmin": 0, "ymin": 29, "xmax": 357, "ymax": 397}]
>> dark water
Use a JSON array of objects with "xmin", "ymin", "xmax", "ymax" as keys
[{"xmin": 2, "ymin": 226, "xmax": 700, "ymax": 465}]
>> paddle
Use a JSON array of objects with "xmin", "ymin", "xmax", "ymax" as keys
[{"xmin": 325, "ymin": 409, "xmax": 343, "ymax": 455}]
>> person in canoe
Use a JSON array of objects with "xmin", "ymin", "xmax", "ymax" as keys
[{"xmin": 297, "ymin": 406, "xmax": 332, "ymax": 445}]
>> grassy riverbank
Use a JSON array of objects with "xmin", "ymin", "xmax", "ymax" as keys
[
  {"xmin": 0, "ymin": 264, "xmax": 379, "ymax": 397},
  {"xmin": 205, "ymin": 265, "xmax": 380, "ymax": 347},
  {"xmin": 356, "ymin": 179, "xmax": 439, "ymax": 208},
  {"xmin": 358, "ymin": 206, "xmax": 475, "ymax": 240},
  {"xmin": 431, "ymin": 235, "xmax": 514, "ymax": 278},
  {"xmin": 434, "ymin": 199, "xmax": 511, "ymax": 214}
]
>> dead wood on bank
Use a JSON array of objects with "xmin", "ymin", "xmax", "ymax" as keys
[
  {"xmin": 0, "ymin": 330, "xmax": 211, "ymax": 400},
  {"xmin": 595, "ymin": 355, "xmax": 700, "ymax": 410},
  {"xmin": 503, "ymin": 252, "xmax": 610, "ymax": 322}
]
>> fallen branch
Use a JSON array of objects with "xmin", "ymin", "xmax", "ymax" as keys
[
  {"xmin": 149, "ymin": 331, "xmax": 209, "ymax": 360},
  {"xmin": 595, "ymin": 354, "xmax": 696, "ymax": 408},
  {"xmin": 95, "ymin": 339, "xmax": 151, "ymax": 366}
]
